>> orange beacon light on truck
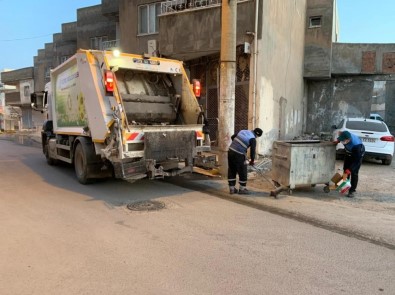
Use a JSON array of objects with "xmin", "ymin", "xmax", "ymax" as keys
[{"xmin": 192, "ymin": 79, "xmax": 201, "ymax": 98}]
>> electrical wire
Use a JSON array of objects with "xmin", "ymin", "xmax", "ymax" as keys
[{"xmin": 0, "ymin": 34, "xmax": 52, "ymax": 42}]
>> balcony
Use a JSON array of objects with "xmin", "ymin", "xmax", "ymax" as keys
[
  {"xmin": 101, "ymin": 39, "xmax": 120, "ymax": 51},
  {"xmin": 0, "ymin": 84, "xmax": 16, "ymax": 94},
  {"xmin": 161, "ymin": 0, "xmax": 222, "ymax": 15},
  {"xmin": 158, "ymin": 0, "xmax": 254, "ymax": 60}
]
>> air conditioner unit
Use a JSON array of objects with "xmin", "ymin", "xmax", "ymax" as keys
[{"xmin": 147, "ymin": 40, "xmax": 158, "ymax": 57}]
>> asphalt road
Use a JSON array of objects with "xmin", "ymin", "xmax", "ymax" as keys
[{"xmin": 0, "ymin": 138, "xmax": 394, "ymax": 295}]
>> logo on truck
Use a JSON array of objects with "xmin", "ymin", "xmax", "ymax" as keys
[{"xmin": 54, "ymin": 64, "xmax": 87, "ymax": 127}]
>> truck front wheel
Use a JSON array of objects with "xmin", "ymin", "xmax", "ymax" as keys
[
  {"xmin": 74, "ymin": 143, "xmax": 89, "ymax": 184},
  {"xmin": 44, "ymin": 139, "xmax": 57, "ymax": 166}
]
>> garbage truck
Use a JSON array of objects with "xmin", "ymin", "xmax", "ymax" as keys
[{"xmin": 31, "ymin": 49, "xmax": 211, "ymax": 184}]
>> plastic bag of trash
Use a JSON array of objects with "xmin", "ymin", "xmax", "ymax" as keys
[{"xmin": 335, "ymin": 179, "xmax": 351, "ymax": 194}]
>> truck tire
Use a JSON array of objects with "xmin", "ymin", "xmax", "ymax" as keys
[
  {"xmin": 44, "ymin": 139, "xmax": 57, "ymax": 166},
  {"xmin": 382, "ymin": 158, "xmax": 392, "ymax": 165},
  {"xmin": 74, "ymin": 143, "xmax": 89, "ymax": 184}
]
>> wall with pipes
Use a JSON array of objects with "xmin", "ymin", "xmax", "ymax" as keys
[{"xmin": 255, "ymin": 0, "xmax": 307, "ymax": 155}]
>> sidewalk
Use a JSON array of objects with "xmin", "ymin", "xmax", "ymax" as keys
[
  {"xmin": 170, "ymin": 163, "xmax": 395, "ymax": 249},
  {"xmin": 0, "ymin": 130, "xmax": 42, "ymax": 148},
  {"xmin": 19, "ymin": 129, "xmax": 42, "ymax": 142}
]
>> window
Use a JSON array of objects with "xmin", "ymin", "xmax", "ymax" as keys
[
  {"xmin": 345, "ymin": 121, "xmax": 388, "ymax": 132},
  {"xmin": 45, "ymin": 67, "xmax": 51, "ymax": 78},
  {"xmin": 138, "ymin": 3, "xmax": 161, "ymax": 35},
  {"xmin": 23, "ymin": 86, "xmax": 30, "ymax": 97},
  {"xmin": 90, "ymin": 36, "xmax": 109, "ymax": 50},
  {"xmin": 60, "ymin": 55, "xmax": 71, "ymax": 64},
  {"xmin": 309, "ymin": 16, "xmax": 322, "ymax": 28}
]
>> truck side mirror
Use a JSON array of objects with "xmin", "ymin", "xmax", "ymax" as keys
[
  {"xmin": 30, "ymin": 93, "xmax": 37, "ymax": 107},
  {"xmin": 43, "ymin": 91, "xmax": 48, "ymax": 109},
  {"xmin": 30, "ymin": 91, "xmax": 48, "ymax": 112}
]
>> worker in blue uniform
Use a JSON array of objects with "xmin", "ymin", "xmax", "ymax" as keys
[
  {"xmin": 228, "ymin": 128, "xmax": 263, "ymax": 195},
  {"xmin": 336, "ymin": 130, "xmax": 365, "ymax": 198}
]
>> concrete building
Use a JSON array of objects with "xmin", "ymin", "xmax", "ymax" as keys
[
  {"xmin": 0, "ymin": 70, "xmax": 17, "ymax": 131},
  {"xmin": 3, "ymin": 4, "xmax": 118, "ymax": 130},
  {"xmin": 3, "ymin": 0, "xmax": 395, "ymax": 153},
  {"xmin": 305, "ymin": 0, "xmax": 395, "ymax": 134},
  {"xmin": 0, "ymin": 67, "xmax": 36, "ymax": 130},
  {"xmin": 0, "ymin": 72, "xmax": 5, "ymax": 131},
  {"xmin": 33, "ymin": 5, "xmax": 118, "ymax": 94},
  {"xmin": 118, "ymin": 0, "xmax": 395, "ymax": 149},
  {"xmin": 33, "ymin": 23, "xmax": 78, "ymax": 93},
  {"xmin": 76, "ymin": 5, "xmax": 118, "ymax": 50},
  {"xmin": 33, "ymin": 44, "xmax": 54, "ymax": 94},
  {"xmin": 116, "ymin": 0, "xmax": 309, "ymax": 154}
]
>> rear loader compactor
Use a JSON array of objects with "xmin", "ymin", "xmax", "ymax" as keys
[{"xmin": 32, "ymin": 49, "xmax": 211, "ymax": 184}]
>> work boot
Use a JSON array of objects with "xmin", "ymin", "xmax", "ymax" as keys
[
  {"xmin": 238, "ymin": 188, "xmax": 250, "ymax": 195},
  {"xmin": 229, "ymin": 187, "xmax": 238, "ymax": 194},
  {"xmin": 347, "ymin": 191, "xmax": 355, "ymax": 198}
]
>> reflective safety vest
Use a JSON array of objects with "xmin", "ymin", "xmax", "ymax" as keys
[{"xmin": 229, "ymin": 130, "xmax": 255, "ymax": 155}]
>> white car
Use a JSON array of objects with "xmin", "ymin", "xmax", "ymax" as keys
[
  {"xmin": 331, "ymin": 118, "xmax": 394, "ymax": 165},
  {"xmin": 370, "ymin": 113, "xmax": 385, "ymax": 122}
]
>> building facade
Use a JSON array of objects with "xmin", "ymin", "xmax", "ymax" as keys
[
  {"xmin": 1, "ymin": 67, "xmax": 35, "ymax": 130},
  {"xmin": 3, "ymin": 0, "xmax": 395, "ymax": 154},
  {"xmin": 117, "ymin": 0, "xmax": 309, "ymax": 154},
  {"xmin": 8, "ymin": 4, "xmax": 119, "ymax": 130},
  {"xmin": 304, "ymin": 0, "xmax": 395, "ymax": 134}
]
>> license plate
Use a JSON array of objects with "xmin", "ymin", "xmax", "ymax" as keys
[{"xmin": 360, "ymin": 137, "xmax": 375, "ymax": 143}]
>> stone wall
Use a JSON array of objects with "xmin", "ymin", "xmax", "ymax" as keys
[
  {"xmin": 332, "ymin": 43, "xmax": 395, "ymax": 75},
  {"xmin": 306, "ymin": 77, "xmax": 373, "ymax": 134}
]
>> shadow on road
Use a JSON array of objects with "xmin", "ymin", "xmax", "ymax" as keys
[{"xmin": 0, "ymin": 137, "xmax": 194, "ymax": 209}]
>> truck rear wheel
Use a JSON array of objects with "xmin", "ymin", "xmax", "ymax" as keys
[{"xmin": 74, "ymin": 143, "xmax": 89, "ymax": 184}]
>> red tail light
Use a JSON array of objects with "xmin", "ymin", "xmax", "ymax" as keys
[
  {"xmin": 192, "ymin": 79, "xmax": 201, "ymax": 98},
  {"xmin": 196, "ymin": 130, "xmax": 203, "ymax": 140},
  {"xmin": 104, "ymin": 70, "xmax": 114, "ymax": 93},
  {"xmin": 380, "ymin": 135, "xmax": 394, "ymax": 142}
]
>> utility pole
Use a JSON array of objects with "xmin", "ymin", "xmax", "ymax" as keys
[{"xmin": 218, "ymin": 0, "xmax": 237, "ymax": 176}]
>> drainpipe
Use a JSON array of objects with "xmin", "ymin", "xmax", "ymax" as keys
[{"xmin": 252, "ymin": 0, "xmax": 259, "ymax": 129}]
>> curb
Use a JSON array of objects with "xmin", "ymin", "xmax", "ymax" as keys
[{"xmin": 166, "ymin": 176, "xmax": 395, "ymax": 250}]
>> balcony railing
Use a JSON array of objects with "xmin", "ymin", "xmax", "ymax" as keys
[
  {"xmin": 101, "ymin": 39, "xmax": 120, "ymax": 51},
  {"xmin": 161, "ymin": 0, "xmax": 222, "ymax": 15}
]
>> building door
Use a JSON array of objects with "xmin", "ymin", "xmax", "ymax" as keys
[{"xmin": 187, "ymin": 50, "xmax": 250, "ymax": 145}]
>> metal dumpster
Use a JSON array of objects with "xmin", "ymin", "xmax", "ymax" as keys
[{"xmin": 271, "ymin": 140, "xmax": 336, "ymax": 191}]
